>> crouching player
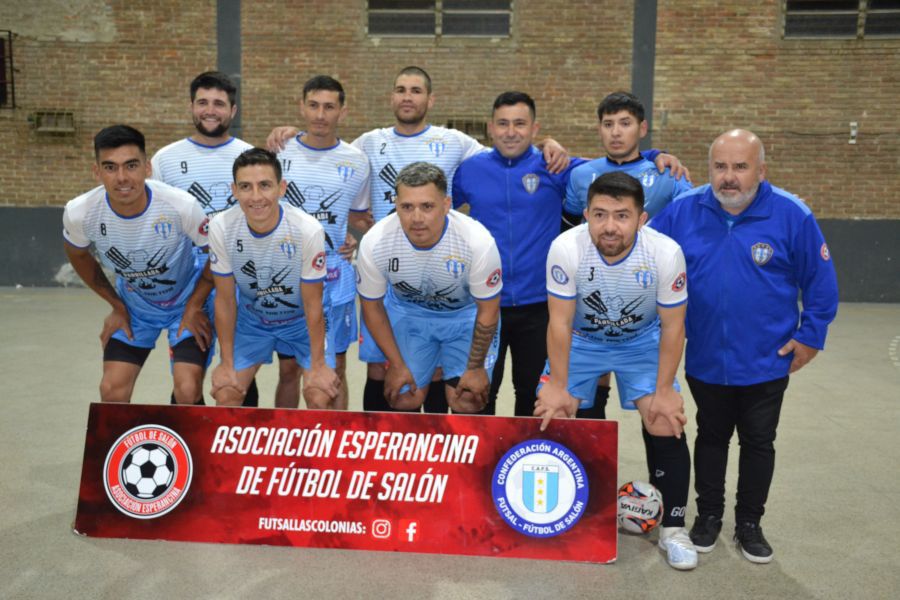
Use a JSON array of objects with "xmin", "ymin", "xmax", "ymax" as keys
[
  {"xmin": 208, "ymin": 148, "xmax": 339, "ymax": 407},
  {"xmin": 534, "ymin": 172, "xmax": 697, "ymax": 570},
  {"xmin": 357, "ymin": 162, "xmax": 501, "ymax": 413}
]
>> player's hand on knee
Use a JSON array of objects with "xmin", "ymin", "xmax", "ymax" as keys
[
  {"xmin": 211, "ymin": 364, "xmax": 244, "ymax": 399},
  {"xmin": 265, "ymin": 126, "xmax": 299, "ymax": 152},
  {"xmin": 646, "ymin": 386, "xmax": 687, "ymax": 438},
  {"xmin": 100, "ymin": 305, "xmax": 132, "ymax": 348},
  {"xmin": 177, "ymin": 304, "xmax": 212, "ymax": 352},
  {"xmin": 655, "ymin": 153, "xmax": 691, "ymax": 181},
  {"xmin": 304, "ymin": 365, "xmax": 341, "ymax": 402},
  {"xmin": 534, "ymin": 382, "xmax": 579, "ymax": 431},
  {"xmin": 449, "ymin": 369, "xmax": 489, "ymax": 413},
  {"xmin": 384, "ymin": 363, "xmax": 416, "ymax": 406}
]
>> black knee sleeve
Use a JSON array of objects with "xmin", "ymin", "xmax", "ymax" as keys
[
  {"xmin": 576, "ymin": 385, "xmax": 610, "ymax": 419},
  {"xmin": 423, "ymin": 381, "xmax": 448, "ymax": 414},
  {"xmin": 243, "ymin": 378, "xmax": 259, "ymax": 407}
]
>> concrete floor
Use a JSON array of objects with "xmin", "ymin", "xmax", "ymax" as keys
[{"xmin": 1, "ymin": 287, "xmax": 898, "ymax": 599}]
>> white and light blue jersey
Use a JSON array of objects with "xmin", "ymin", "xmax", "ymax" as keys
[
  {"xmin": 208, "ymin": 204, "xmax": 327, "ymax": 326},
  {"xmin": 565, "ymin": 156, "xmax": 693, "ymax": 218},
  {"xmin": 357, "ymin": 209, "xmax": 502, "ymax": 314},
  {"xmin": 546, "ymin": 225, "xmax": 687, "ymax": 344},
  {"xmin": 351, "ymin": 125, "xmax": 483, "ymax": 222},
  {"xmin": 277, "ymin": 135, "xmax": 370, "ymax": 306},
  {"xmin": 63, "ymin": 180, "xmax": 209, "ymax": 306},
  {"xmin": 151, "ymin": 137, "xmax": 253, "ymax": 216}
]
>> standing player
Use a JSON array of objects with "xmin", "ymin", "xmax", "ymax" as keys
[
  {"xmin": 63, "ymin": 125, "xmax": 212, "ymax": 404},
  {"xmin": 651, "ymin": 129, "xmax": 838, "ymax": 563},
  {"xmin": 564, "ymin": 91, "xmax": 694, "ymax": 419},
  {"xmin": 267, "ymin": 66, "xmax": 567, "ymax": 414},
  {"xmin": 357, "ymin": 162, "xmax": 502, "ymax": 413},
  {"xmin": 535, "ymin": 172, "xmax": 697, "ymax": 570},
  {"xmin": 207, "ymin": 148, "xmax": 340, "ymax": 408},
  {"xmin": 151, "ymin": 71, "xmax": 289, "ymax": 407},
  {"xmin": 276, "ymin": 75, "xmax": 371, "ymax": 409}
]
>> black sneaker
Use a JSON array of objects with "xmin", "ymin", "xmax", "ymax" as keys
[
  {"xmin": 734, "ymin": 521, "xmax": 773, "ymax": 564},
  {"xmin": 689, "ymin": 515, "xmax": 723, "ymax": 553}
]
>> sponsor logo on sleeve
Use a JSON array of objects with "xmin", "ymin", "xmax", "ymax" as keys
[
  {"xmin": 312, "ymin": 251, "xmax": 327, "ymax": 271},
  {"xmin": 820, "ymin": 243, "xmax": 831, "ymax": 261},
  {"xmin": 671, "ymin": 272, "xmax": 686, "ymax": 292},
  {"xmin": 486, "ymin": 268, "xmax": 502, "ymax": 288},
  {"xmin": 198, "ymin": 218, "xmax": 209, "ymax": 237},
  {"xmin": 551, "ymin": 265, "xmax": 569, "ymax": 285}
]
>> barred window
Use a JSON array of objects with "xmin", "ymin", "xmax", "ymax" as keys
[
  {"xmin": 1, "ymin": 30, "xmax": 15, "ymax": 108},
  {"xmin": 783, "ymin": 0, "xmax": 900, "ymax": 38},
  {"xmin": 367, "ymin": 0, "xmax": 511, "ymax": 37}
]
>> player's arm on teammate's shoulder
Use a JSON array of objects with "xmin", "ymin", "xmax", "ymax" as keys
[
  {"xmin": 535, "ymin": 136, "xmax": 570, "ymax": 174},
  {"xmin": 648, "ymin": 149, "xmax": 691, "ymax": 182},
  {"xmin": 64, "ymin": 242, "xmax": 133, "ymax": 346},
  {"xmin": 340, "ymin": 211, "xmax": 375, "ymax": 260},
  {"xmin": 535, "ymin": 295, "xmax": 579, "ymax": 431},
  {"xmin": 651, "ymin": 302, "xmax": 688, "ymax": 438},
  {"xmin": 177, "ymin": 260, "xmax": 214, "ymax": 351},
  {"xmin": 450, "ymin": 295, "xmax": 500, "ymax": 413},
  {"xmin": 360, "ymin": 298, "xmax": 417, "ymax": 407},
  {"xmin": 265, "ymin": 125, "xmax": 300, "ymax": 153}
]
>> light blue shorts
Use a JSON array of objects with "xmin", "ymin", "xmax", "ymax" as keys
[
  {"xmin": 329, "ymin": 298, "xmax": 358, "ymax": 354},
  {"xmin": 537, "ymin": 327, "xmax": 679, "ymax": 410},
  {"xmin": 235, "ymin": 309, "xmax": 336, "ymax": 372}
]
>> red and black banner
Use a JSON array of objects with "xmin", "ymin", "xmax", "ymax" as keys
[{"xmin": 75, "ymin": 403, "xmax": 618, "ymax": 563}]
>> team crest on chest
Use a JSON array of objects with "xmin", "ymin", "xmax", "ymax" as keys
[
  {"xmin": 633, "ymin": 266, "xmax": 654, "ymax": 289},
  {"xmin": 639, "ymin": 169, "xmax": 657, "ymax": 188},
  {"xmin": 427, "ymin": 138, "xmax": 446, "ymax": 158},
  {"xmin": 336, "ymin": 163, "xmax": 355, "ymax": 183},
  {"xmin": 280, "ymin": 237, "xmax": 296, "ymax": 259},
  {"xmin": 751, "ymin": 242, "xmax": 774, "ymax": 266},
  {"xmin": 445, "ymin": 255, "xmax": 467, "ymax": 278},
  {"xmin": 522, "ymin": 173, "xmax": 540, "ymax": 194},
  {"xmin": 153, "ymin": 216, "xmax": 174, "ymax": 239}
]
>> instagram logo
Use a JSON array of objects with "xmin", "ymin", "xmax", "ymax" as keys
[{"xmin": 371, "ymin": 519, "xmax": 392, "ymax": 539}]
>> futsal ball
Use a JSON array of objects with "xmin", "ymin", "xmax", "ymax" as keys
[
  {"xmin": 121, "ymin": 443, "xmax": 175, "ymax": 499},
  {"xmin": 617, "ymin": 480, "xmax": 663, "ymax": 534}
]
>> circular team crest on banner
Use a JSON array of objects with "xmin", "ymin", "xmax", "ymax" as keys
[
  {"xmin": 492, "ymin": 439, "xmax": 589, "ymax": 538},
  {"xmin": 103, "ymin": 425, "xmax": 193, "ymax": 519}
]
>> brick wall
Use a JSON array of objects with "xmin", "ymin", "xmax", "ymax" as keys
[{"xmin": 1, "ymin": 0, "xmax": 898, "ymax": 218}]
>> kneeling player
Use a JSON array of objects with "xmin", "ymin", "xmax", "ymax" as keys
[
  {"xmin": 535, "ymin": 172, "xmax": 697, "ymax": 570},
  {"xmin": 357, "ymin": 162, "xmax": 501, "ymax": 413},
  {"xmin": 208, "ymin": 148, "xmax": 339, "ymax": 407},
  {"xmin": 63, "ymin": 125, "xmax": 213, "ymax": 405}
]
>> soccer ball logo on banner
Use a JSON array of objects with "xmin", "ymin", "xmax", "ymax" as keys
[{"xmin": 103, "ymin": 425, "xmax": 193, "ymax": 519}]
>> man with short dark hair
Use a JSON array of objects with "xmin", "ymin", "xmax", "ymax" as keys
[
  {"xmin": 63, "ymin": 125, "xmax": 212, "ymax": 404},
  {"xmin": 536, "ymin": 171, "xmax": 696, "ymax": 570},
  {"xmin": 651, "ymin": 129, "xmax": 839, "ymax": 564},
  {"xmin": 207, "ymin": 148, "xmax": 340, "ymax": 408},
  {"xmin": 357, "ymin": 162, "xmax": 502, "ymax": 414},
  {"xmin": 275, "ymin": 75, "xmax": 372, "ymax": 409}
]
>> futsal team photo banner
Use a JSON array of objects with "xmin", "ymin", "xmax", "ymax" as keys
[{"xmin": 74, "ymin": 403, "xmax": 618, "ymax": 563}]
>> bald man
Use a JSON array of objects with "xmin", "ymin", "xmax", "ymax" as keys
[{"xmin": 651, "ymin": 129, "xmax": 838, "ymax": 564}]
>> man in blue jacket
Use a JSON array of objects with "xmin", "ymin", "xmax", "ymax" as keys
[
  {"xmin": 452, "ymin": 91, "xmax": 682, "ymax": 416},
  {"xmin": 651, "ymin": 129, "xmax": 839, "ymax": 564}
]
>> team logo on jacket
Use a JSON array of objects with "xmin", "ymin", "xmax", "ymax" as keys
[
  {"xmin": 639, "ymin": 169, "xmax": 657, "ymax": 188},
  {"xmin": 751, "ymin": 242, "xmax": 774, "ymax": 266},
  {"xmin": 280, "ymin": 237, "xmax": 296, "ymax": 259},
  {"xmin": 427, "ymin": 139, "xmax": 446, "ymax": 158},
  {"xmin": 820, "ymin": 243, "xmax": 831, "ymax": 261},
  {"xmin": 103, "ymin": 425, "xmax": 193, "ymax": 519},
  {"xmin": 337, "ymin": 163, "xmax": 355, "ymax": 182},
  {"xmin": 672, "ymin": 272, "xmax": 687, "ymax": 292},
  {"xmin": 486, "ymin": 268, "xmax": 502, "ymax": 288},
  {"xmin": 153, "ymin": 216, "xmax": 174, "ymax": 239},
  {"xmin": 522, "ymin": 173, "xmax": 540, "ymax": 194},
  {"xmin": 312, "ymin": 251, "xmax": 327, "ymax": 271},
  {"xmin": 492, "ymin": 439, "xmax": 588, "ymax": 538}
]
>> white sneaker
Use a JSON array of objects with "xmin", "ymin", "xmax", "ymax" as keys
[{"xmin": 658, "ymin": 526, "xmax": 698, "ymax": 570}]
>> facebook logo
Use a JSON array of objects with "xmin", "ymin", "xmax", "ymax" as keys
[{"xmin": 400, "ymin": 519, "xmax": 418, "ymax": 542}]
